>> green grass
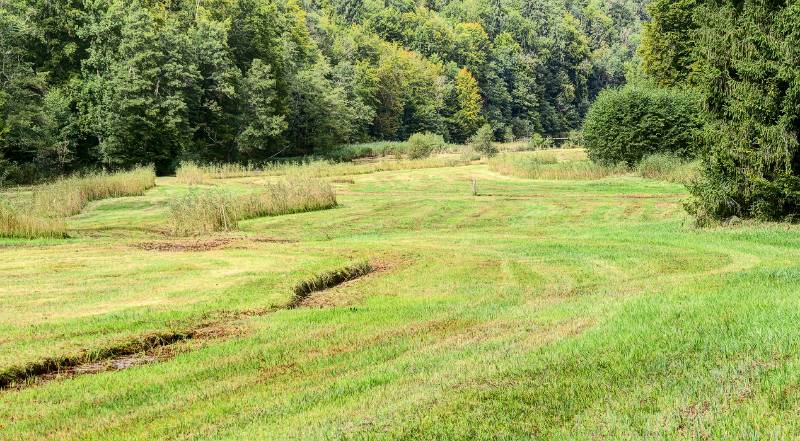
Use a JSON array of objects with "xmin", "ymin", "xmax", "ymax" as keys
[{"xmin": 1, "ymin": 151, "xmax": 800, "ymax": 439}]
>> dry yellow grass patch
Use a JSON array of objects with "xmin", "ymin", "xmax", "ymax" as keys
[
  {"xmin": 0, "ymin": 201, "xmax": 67, "ymax": 239},
  {"xmin": 175, "ymin": 162, "xmax": 206, "ymax": 185},
  {"xmin": 236, "ymin": 176, "xmax": 336, "ymax": 220},
  {"xmin": 167, "ymin": 176, "xmax": 336, "ymax": 236},
  {"xmin": 489, "ymin": 152, "xmax": 626, "ymax": 180},
  {"xmin": 29, "ymin": 166, "xmax": 156, "ymax": 217}
]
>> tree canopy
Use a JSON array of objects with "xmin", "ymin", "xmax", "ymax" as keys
[
  {"xmin": 0, "ymin": 0, "xmax": 651, "ymax": 180},
  {"xmin": 641, "ymin": 0, "xmax": 800, "ymax": 222}
]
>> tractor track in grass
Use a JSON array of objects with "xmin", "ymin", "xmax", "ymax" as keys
[{"xmin": 0, "ymin": 260, "xmax": 387, "ymax": 391}]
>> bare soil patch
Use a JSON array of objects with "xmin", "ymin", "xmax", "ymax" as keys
[
  {"xmin": 133, "ymin": 238, "xmax": 233, "ymax": 252},
  {"xmin": 249, "ymin": 236, "xmax": 298, "ymax": 244}
]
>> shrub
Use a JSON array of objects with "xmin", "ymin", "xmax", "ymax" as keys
[
  {"xmin": 564, "ymin": 130, "xmax": 584, "ymax": 149},
  {"xmin": 459, "ymin": 145, "xmax": 482, "ymax": 162},
  {"xmin": 407, "ymin": 132, "xmax": 446, "ymax": 159},
  {"xmin": 583, "ymin": 86, "xmax": 704, "ymax": 166},
  {"xmin": 325, "ymin": 141, "xmax": 409, "ymax": 161},
  {"xmin": 527, "ymin": 134, "xmax": 554, "ymax": 150},
  {"xmin": 469, "ymin": 124, "xmax": 498, "ymax": 157},
  {"xmin": 0, "ymin": 200, "xmax": 67, "ymax": 239}
]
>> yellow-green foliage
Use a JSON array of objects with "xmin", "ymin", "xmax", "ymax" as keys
[
  {"xmin": 30, "ymin": 167, "xmax": 156, "ymax": 217},
  {"xmin": 489, "ymin": 152, "xmax": 626, "ymax": 180},
  {"xmin": 236, "ymin": 177, "xmax": 336, "ymax": 220},
  {"xmin": 407, "ymin": 132, "xmax": 447, "ymax": 159},
  {"xmin": 0, "ymin": 201, "xmax": 67, "ymax": 239},
  {"xmin": 527, "ymin": 134, "xmax": 554, "ymax": 150},
  {"xmin": 168, "ymin": 177, "xmax": 337, "ymax": 235}
]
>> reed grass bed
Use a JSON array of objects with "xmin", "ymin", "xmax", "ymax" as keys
[
  {"xmin": 0, "ymin": 200, "xmax": 67, "ymax": 239},
  {"xmin": 28, "ymin": 166, "xmax": 156, "ymax": 217},
  {"xmin": 236, "ymin": 177, "xmax": 336, "ymax": 220},
  {"xmin": 176, "ymin": 157, "xmax": 469, "ymax": 181},
  {"xmin": 168, "ymin": 176, "xmax": 337, "ymax": 235},
  {"xmin": 175, "ymin": 162, "xmax": 207, "ymax": 185},
  {"xmin": 167, "ymin": 190, "xmax": 239, "ymax": 236},
  {"xmin": 0, "ymin": 167, "xmax": 154, "ymax": 238},
  {"xmin": 489, "ymin": 153, "xmax": 626, "ymax": 180},
  {"xmin": 636, "ymin": 154, "xmax": 701, "ymax": 185}
]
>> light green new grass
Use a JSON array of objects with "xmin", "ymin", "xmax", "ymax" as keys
[{"xmin": 1, "ymin": 153, "xmax": 800, "ymax": 439}]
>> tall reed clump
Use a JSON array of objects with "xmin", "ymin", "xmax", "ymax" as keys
[
  {"xmin": 173, "ymin": 157, "xmax": 470, "ymax": 180},
  {"xmin": 236, "ymin": 177, "xmax": 336, "ymax": 220},
  {"xmin": 167, "ymin": 190, "xmax": 238, "ymax": 236},
  {"xmin": 489, "ymin": 154, "xmax": 627, "ymax": 180},
  {"xmin": 30, "ymin": 166, "xmax": 156, "ymax": 217},
  {"xmin": 167, "ymin": 176, "xmax": 336, "ymax": 235},
  {"xmin": 0, "ymin": 200, "xmax": 67, "ymax": 239},
  {"xmin": 175, "ymin": 162, "xmax": 206, "ymax": 185},
  {"xmin": 636, "ymin": 154, "xmax": 701, "ymax": 185}
]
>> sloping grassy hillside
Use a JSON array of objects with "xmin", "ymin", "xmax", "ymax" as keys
[{"xmin": 1, "ymin": 153, "xmax": 799, "ymax": 439}]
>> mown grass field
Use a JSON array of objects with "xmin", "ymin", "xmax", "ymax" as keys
[{"xmin": 2, "ymin": 150, "xmax": 800, "ymax": 439}]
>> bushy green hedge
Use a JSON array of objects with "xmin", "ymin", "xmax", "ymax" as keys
[
  {"xmin": 583, "ymin": 86, "xmax": 704, "ymax": 166},
  {"xmin": 407, "ymin": 133, "xmax": 446, "ymax": 159},
  {"xmin": 469, "ymin": 125, "xmax": 498, "ymax": 157}
]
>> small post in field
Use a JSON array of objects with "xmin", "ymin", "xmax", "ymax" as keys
[{"xmin": 471, "ymin": 177, "xmax": 478, "ymax": 196}]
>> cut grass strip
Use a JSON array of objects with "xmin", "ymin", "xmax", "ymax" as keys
[{"xmin": 1, "ymin": 261, "xmax": 376, "ymax": 390}]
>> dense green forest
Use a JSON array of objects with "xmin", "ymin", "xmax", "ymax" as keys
[
  {"xmin": 640, "ymin": 0, "xmax": 800, "ymax": 222},
  {"xmin": 1, "ymin": 0, "xmax": 649, "ymax": 178}
]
